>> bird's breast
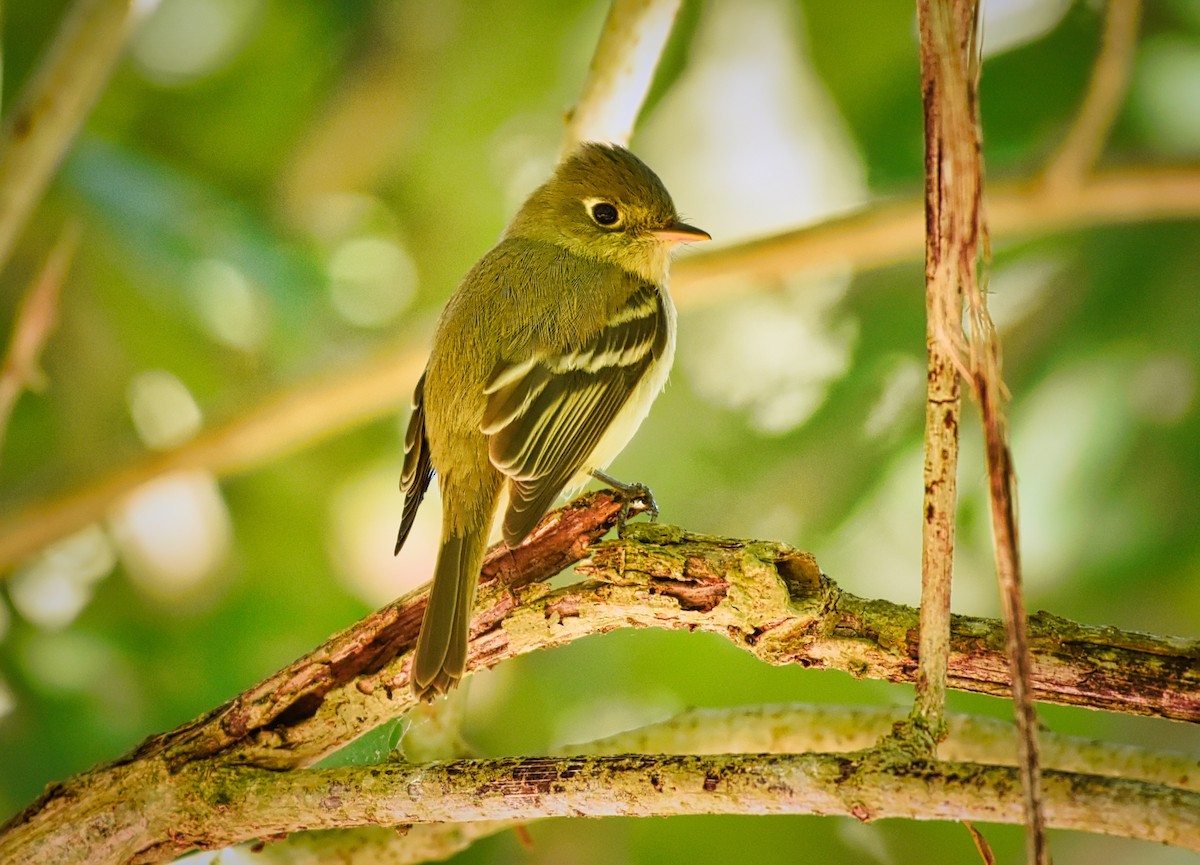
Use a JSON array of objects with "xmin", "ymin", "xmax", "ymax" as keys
[{"xmin": 570, "ymin": 283, "xmax": 677, "ymax": 487}]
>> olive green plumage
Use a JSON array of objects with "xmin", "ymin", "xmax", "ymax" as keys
[{"xmin": 397, "ymin": 142, "xmax": 708, "ymax": 699}]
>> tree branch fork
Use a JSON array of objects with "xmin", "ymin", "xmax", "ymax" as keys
[{"xmin": 1, "ymin": 492, "xmax": 1197, "ymax": 863}]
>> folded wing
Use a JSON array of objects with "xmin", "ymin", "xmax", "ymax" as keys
[{"xmin": 482, "ymin": 282, "xmax": 667, "ymax": 545}]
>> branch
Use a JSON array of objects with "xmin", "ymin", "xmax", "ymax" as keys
[
  {"xmin": 274, "ymin": 701, "xmax": 1200, "ymax": 863},
  {"xmin": 0, "ymin": 224, "xmax": 79, "ymax": 461},
  {"xmin": 251, "ymin": 692, "xmax": 1200, "ymax": 865},
  {"xmin": 562, "ymin": 0, "xmax": 683, "ymax": 153},
  {"xmin": 0, "ymin": 0, "xmax": 157, "ymax": 278},
  {"xmin": 2, "ymin": 503, "xmax": 1196, "ymax": 862},
  {"xmin": 670, "ymin": 168, "xmax": 1200, "ymax": 302},
  {"xmin": 913, "ymin": 0, "xmax": 973, "ymax": 745},
  {"xmin": 1, "ymin": 167, "xmax": 1198, "ymax": 575},
  {"xmin": 95, "ymin": 757, "xmax": 1200, "ymax": 862},
  {"xmin": 1042, "ymin": 0, "xmax": 1143, "ymax": 189},
  {"xmin": 919, "ymin": 0, "xmax": 1048, "ymax": 860},
  {"xmin": 14, "ymin": 703, "xmax": 1200, "ymax": 865},
  {"xmin": 303, "ymin": 697, "xmax": 1183, "ymax": 862},
  {"xmin": 8, "ymin": 720, "xmax": 1200, "ymax": 865},
  {"xmin": 0, "ymin": 344, "xmax": 425, "ymax": 572},
  {"xmin": 160, "ymin": 491, "xmax": 638, "ymax": 769},
  {"xmin": 574, "ymin": 704, "xmax": 1200, "ymax": 792}
]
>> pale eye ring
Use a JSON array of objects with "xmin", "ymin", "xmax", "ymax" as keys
[{"xmin": 589, "ymin": 201, "xmax": 620, "ymax": 226}]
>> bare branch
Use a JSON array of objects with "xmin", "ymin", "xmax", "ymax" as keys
[
  {"xmin": 250, "ymin": 690, "xmax": 1200, "ymax": 865},
  {"xmin": 1043, "ymin": 0, "xmax": 1143, "ymax": 189},
  {"xmin": 562, "ymin": 0, "xmax": 683, "ymax": 154},
  {"xmin": 671, "ymin": 168, "xmax": 1200, "ymax": 301},
  {"xmin": 0, "ymin": 344, "xmax": 425, "ymax": 571},
  {"xmin": 0, "ymin": 0, "xmax": 158, "ymax": 278},
  {"xmin": 0, "ymin": 224, "xmax": 79, "ymax": 461}
]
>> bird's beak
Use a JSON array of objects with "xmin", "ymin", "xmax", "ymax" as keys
[{"xmin": 650, "ymin": 221, "xmax": 711, "ymax": 246}]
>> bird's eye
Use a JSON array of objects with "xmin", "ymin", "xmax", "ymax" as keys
[{"xmin": 590, "ymin": 202, "xmax": 620, "ymax": 226}]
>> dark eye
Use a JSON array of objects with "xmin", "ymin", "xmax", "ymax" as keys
[{"xmin": 591, "ymin": 202, "xmax": 620, "ymax": 226}]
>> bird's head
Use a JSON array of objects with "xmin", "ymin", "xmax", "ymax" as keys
[{"xmin": 507, "ymin": 142, "xmax": 709, "ymax": 283}]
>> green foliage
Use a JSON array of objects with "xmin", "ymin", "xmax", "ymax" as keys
[{"xmin": 1, "ymin": 1, "xmax": 1197, "ymax": 862}]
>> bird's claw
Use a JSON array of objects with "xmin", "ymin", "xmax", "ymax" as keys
[{"xmin": 591, "ymin": 469, "xmax": 658, "ymax": 537}]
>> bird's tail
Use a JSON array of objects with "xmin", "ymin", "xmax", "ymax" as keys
[{"xmin": 411, "ymin": 523, "xmax": 490, "ymax": 699}]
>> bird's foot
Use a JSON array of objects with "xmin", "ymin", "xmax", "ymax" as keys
[{"xmin": 591, "ymin": 468, "xmax": 658, "ymax": 537}]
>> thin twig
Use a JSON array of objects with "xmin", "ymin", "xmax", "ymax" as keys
[
  {"xmin": 0, "ymin": 0, "xmax": 159, "ymax": 280},
  {"xmin": 1043, "ymin": 0, "xmax": 1143, "ymax": 189},
  {"xmin": 673, "ymin": 168, "xmax": 1200, "ymax": 303},
  {"xmin": 1, "ymin": 167, "xmax": 1199, "ymax": 573},
  {"xmin": 975, "ymin": 345, "xmax": 1046, "ymax": 859},
  {"xmin": 562, "ymin": 0, "xmax": 683, "ymax": 154},
  {"xmin": 964, "ymin": 823, "xmax": 998, "ymax": 865},
  {"xmin": 0, "ymin": 344, "xmax": 425, "ymax": 570},
  {"xmin": 0, "ymin": 224, "xmax": 80, "ymax": 461}
]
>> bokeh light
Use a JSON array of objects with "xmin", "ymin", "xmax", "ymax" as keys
[
  {"xmin": 109, "ymin": 470, "xmax": 232, "ymax": 601},
  {"xmin": 8, "ymin": 526, "xmax": 116, "ymax": 630},
  {"xmin": 190, "ymin": 258, "xmax": 268, "ymax": 351},
  {"xmin": 1133, "ymin": 35, "xmax": 1200, "ymax": 156},
  {"xmin": 327, "ymin": 235, "xmax": 418, "ymax": 329},
  {"xmin": 131, "ymin": 0, "xmax": 263, "ymax": 86},
  {"xmin": 127, "ymin": 369, "xmax": 204, "ymax": 450}
]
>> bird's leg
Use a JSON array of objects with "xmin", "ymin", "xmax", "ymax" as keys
[
  {"xmin": 590, "ymin": 468, "xmax": 659, "ymax": 536},
  {"xmin": 497, "ymin": 543, "xmax": 524, "ymax": 608}
]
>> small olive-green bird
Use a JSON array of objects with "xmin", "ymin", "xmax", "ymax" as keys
[{"xmin": 396, "ymin": 142, "xmax": 709, "ymax": 699}]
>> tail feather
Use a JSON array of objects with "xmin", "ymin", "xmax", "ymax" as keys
[
  {"xmin": 412, "ymin": 526, "xmax": 489, "ymax": 699},
  {"xmin": 396, "ymin": 373, "xmax": 434, "ymax": 555}
]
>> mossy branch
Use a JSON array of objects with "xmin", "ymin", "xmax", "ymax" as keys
[
  {"xmin": 46, "ymin": 755, "xmax": 1200, "ymax": 864},
  {"xmin": 1, "ymin": 492, "xmax": 1196, "ymax": 863}
]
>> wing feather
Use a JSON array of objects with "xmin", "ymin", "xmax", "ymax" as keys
[
  {"xmin": 395, "ymin": 372, "xmax": 434, "ymax": 554},
  {"xmin": 483, "ymin": 282, "xmax": 667, "ymax": 546}
]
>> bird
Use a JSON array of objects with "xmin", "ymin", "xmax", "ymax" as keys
[{"xmin": 396, "ymin": 142, "xmax": 709, "ymax": 699}]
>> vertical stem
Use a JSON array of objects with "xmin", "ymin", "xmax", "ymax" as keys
[
  {"xmin": 562, "ymin": 0, "xmax": 683, "ymax": 154},
  {"xmin": 978, "ymin": 374, "xmax": 1047, "ymax": 863},
  {"xmin": 913, "ymin": 0, "xmax": 971, "ymax": 743},
  {"xmin": 917, "ymin": 1, "xmax": 1048, "ymax": 861},
  {"xmin": 915, "ymin": 350, "xmax": 959, "ymax": 737}
]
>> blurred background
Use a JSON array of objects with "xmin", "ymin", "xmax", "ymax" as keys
[{"xmin": 1, "ymin": 0, "xmax": 1198, "ymax": 862}]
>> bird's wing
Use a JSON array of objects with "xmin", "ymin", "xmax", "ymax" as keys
[
  {"xmin": 482, "ymin": 281, "xmax": 667, "ymax": 545},
  {"xmin": 395, "ymin": 371, "xmax": 434, "ymax": 554}
]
